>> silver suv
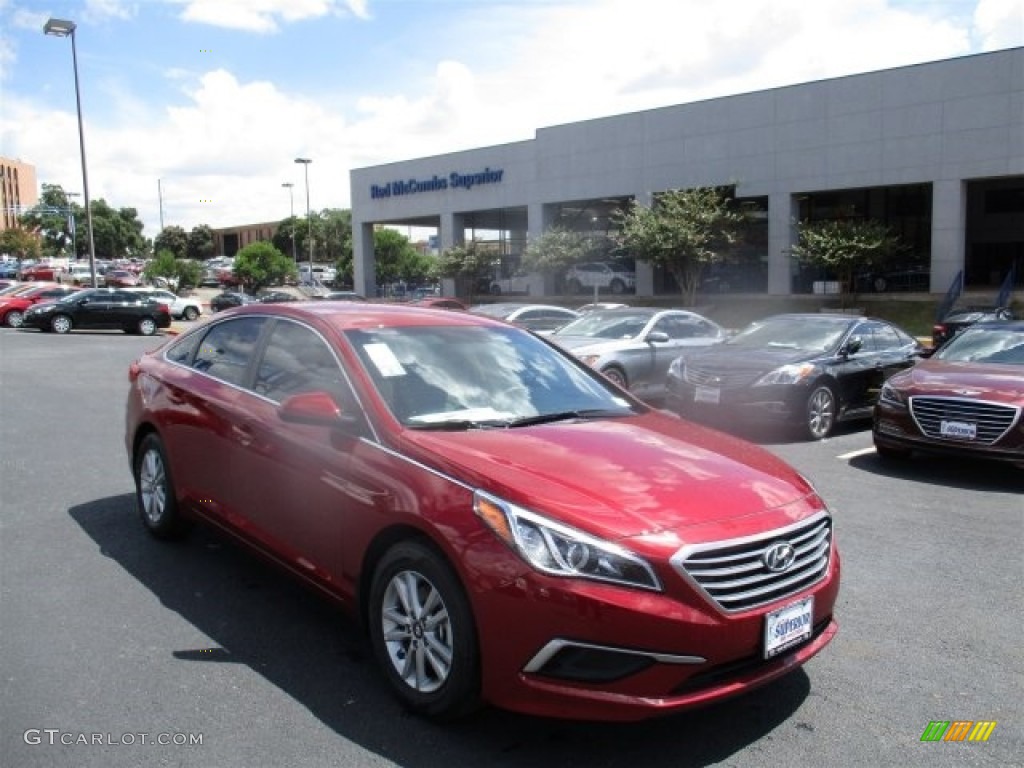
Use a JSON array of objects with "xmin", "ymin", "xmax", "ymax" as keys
[{"xmin": 564, "ymin": 261, "xmax": 635, "ymax": 295}]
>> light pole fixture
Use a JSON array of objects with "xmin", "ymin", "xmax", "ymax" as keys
[
  {"xmin": 294, "ymin": 158, "xmax": 313, "ymax": 281},
  {"xmin": 281, "ymin": 182, "xmax": 297, "ymax": 262},
  {"xmin": 66, "ymin": 191, "xmax": 81, "ymax": 258},
  {"xmin": 44, "ymin": 18, "xmax": 98, "ymax": 288}
]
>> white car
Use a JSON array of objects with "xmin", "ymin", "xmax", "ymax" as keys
[{"xmin": 125, "ymin": 288, "xmax": 203, "ymax": 321}]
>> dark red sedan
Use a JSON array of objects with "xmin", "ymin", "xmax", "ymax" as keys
[
  {"xmin": 125, "ymin": 302, "xmax": 840, "ymax": 721},
  {"xmin": 874, "ymin": 321, "xmax": 1024, "ymax": 466}
]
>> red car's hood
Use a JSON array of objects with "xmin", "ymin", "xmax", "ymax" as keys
[
  {"xmin": 896, "ymin": 360, "xmax": 1024, "ymax": 404},
  {"xmin": 399, "ymin": 411, "xmax": 815, "ymax": 541}
]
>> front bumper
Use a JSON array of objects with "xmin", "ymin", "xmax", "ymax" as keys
[{"xmin": 469, "ymin": 540, "xmax": 841, "ymax": 721}]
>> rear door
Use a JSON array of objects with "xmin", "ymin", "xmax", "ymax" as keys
[{"xmin": 161, "ymin": 316, "xmax": 270, "ymax": 530}]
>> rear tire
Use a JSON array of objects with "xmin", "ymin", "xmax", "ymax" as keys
[
  {"xmin": 183, "ymin": 306, "xmax": 200, "ymax": 321},
  {"xmin": 137, "ymin": 317, "xmax": 158, "ymax": 336},
  {"xmin": 368, "ymin": 540, "xmax": 480, "ymax": 720},
  {"xmin": 133, "ymin": 433, "xmax": 191, "ymax": 539},
  {"xmin": 4, "ymin": 309, "xmax": 24, "ymax": 328}
]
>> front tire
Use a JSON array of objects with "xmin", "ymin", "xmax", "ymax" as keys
[
  {"xmin": 609, "ymin": 278, "xmax": 625, "ymax": 295},
  {"xmin": 183, "ymin": 306, "xmax": 200, "ymax": 321},
  {"xmin": 50, "ymin": 314, "xmax": 72, "ymax": 334},
  {"xmin": 368, "ymin": 540, "xmax": 480, "ymax": 720},
  {"xmin": 804, "ymin": 384, "xmax": 837, "ymax": 440},
  {"xmin": 602, "ymin": 365, "xmax": 629, "ymax": 390},
  {"xmin": 4, "ymin": 309, "xmax": 24, "ymax": 328},
  {"xmin": 133, "ymin": 433, "xmax": 190, "ymax": 539}
]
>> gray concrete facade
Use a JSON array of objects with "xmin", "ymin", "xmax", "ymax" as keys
[{"xmin": 350, "ymin": 49, "xmax": 1024, "ymax": 298}]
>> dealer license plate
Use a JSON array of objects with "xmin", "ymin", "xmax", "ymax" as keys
[
  {"xmin": 694, "ymin": 385, "xmax": 720, "ymax": 404},
  {"xmin": 764, "ymin": 596, "xmax": 814, "ymax": 659},
  {"xmin": 940, "ymin": 420, "xmax": 977, "ymax": 440}
]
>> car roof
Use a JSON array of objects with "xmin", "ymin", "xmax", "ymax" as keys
[{"xmin": 209, "ymin": 300, "xmax": 513, "ymax": 332}]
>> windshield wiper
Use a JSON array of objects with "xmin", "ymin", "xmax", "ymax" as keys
[
  {"xmin": 405, "ymin": 419, "xmax": 506, "ymax": 431},
  {"xmin": 505, "ymin": 409, "xmax": 621, "ymax": 428}
]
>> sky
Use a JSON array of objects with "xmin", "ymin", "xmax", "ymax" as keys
[{"xmin": 1, "ymin": 0, "xmax": 1022, "ymax": 241}]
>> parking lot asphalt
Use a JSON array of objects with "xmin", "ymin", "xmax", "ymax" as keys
[{"xmin": 1, "ymin": 330, "xmax": 1020, "ymax": 768}]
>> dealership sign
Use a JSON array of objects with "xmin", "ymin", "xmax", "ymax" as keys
[{"xmin": 370, "ymin": 167, "xmax": 504, "ymax": 199}]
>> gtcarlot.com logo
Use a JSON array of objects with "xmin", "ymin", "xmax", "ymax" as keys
[
  {"xmin": 920, "ymin": 720, "xmax": 997, "ymax": 742},
  {"xmin": 24, "ymin": 729, "xmax": 203, "ymax": 746}
]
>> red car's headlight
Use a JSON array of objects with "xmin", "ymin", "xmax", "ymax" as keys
[{"xmin": 474, "ymin": 490, "xmax": 662, "ymax": 592}]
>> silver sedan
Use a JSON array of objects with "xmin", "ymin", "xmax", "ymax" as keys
[{"xmin": 551, "ymin": 307, "xmax": 726, "ymax": 401}]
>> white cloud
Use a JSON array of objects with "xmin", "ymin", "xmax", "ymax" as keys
[
  {"xmin": 6, "ymin": 0, "xmax": 1022, "ymax": 238},
  {"xmin": 175, "ymin": 0, "xmax": 367, "ymax": 32},
  {"xmin": 973, "ymin": 0, "xmax": 1024, "ymax": 48}
]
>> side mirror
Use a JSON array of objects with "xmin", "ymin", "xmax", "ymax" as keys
[
  {"xmin": 646, "ymin": 331, "xmax": 670, "ymax": 344},
  {"xmin": 842, "ymin": 336, "xmax": 863, "ymax": 356},
  {"xmin": 279, "ymin": 390, "xmax": 360, "ymax": 430}
]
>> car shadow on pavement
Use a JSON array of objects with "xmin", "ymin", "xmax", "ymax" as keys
[
  {"xmin": 847, "ymin": 452, "xmax": 1024, "ymax": 493},
  {"xmin": 70, "ymin": 494, "xmax": 813, "ymax": 768}
]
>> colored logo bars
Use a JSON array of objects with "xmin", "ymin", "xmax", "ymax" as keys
[{"xmin": 921, "ymin": 721, "xmax": 997, "ymax": 742}]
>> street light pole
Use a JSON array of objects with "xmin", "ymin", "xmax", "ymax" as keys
[
  {"xmin": 294, "ymin": 158, "xmax": 313, "ymax": 282},
  {"xmin": 281, "ymin": 182, "xmax": 297, "ymax": 263},
  {"xmin": 44, "ymin": 18, "xmax": 98, "ymax": 288}
]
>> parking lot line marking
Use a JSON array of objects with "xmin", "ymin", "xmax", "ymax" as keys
[{"xmin": 837, "ymin": 447, "xmax": 876, "ymax": 461}]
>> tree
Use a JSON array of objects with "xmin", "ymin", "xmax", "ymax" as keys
[
  {"xmin": 187, "ymin": 225, "xmax": 216, "ymax": 261},
  {"xmin": 232, "ymin": 241, "xmax": 296, "ymax": 294},
  {"xmin": 143, "ymin": 250, "xmax": 202, "ymax": 291},
  {"xmin": 18, "ymin": 183, "xmax": 76, "ymax": 256},
  {"xmin": 87, "ymin": 199, "xmax": 146, "ymax": 259},
  {"xmin": 789, "ymin": 218, "xmax": 903, "ymax": 306},
  {"xmin": 0, "ymin": 227, "xmax": 41, "ymax": 260},
  {"xmin": 614, "ymin": 187, "xmax": 748, "ymax": 306},
  {"xmin": 434, "ymin": 243, "xmax": 495, "ymax": 302},
  {"xmin": 153, "ymin": 226, "xmax": 189, "ymax": 261},
  {"xmin": 521, "ymin": 226, "xmax": 591, "ymax": 292},
  {"xmin": 373, "ymin": 228, "xmax": 424, "ymax": 286}
]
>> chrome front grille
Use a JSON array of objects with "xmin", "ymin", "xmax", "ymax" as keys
[
  {"xmin": 910, "ymin": 396, "xmax": 1020, "ymax": 445},
  {"xmin": 672, "ymin": 511, "xmax": 832, "ymax": 613},
  {"xmin": 683, "ymin": 365, "xmax": 758, "ymax": 390}
]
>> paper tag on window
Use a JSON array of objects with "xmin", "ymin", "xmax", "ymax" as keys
[{"xmin": 363, "ymin": 343, "xmax": 407, "ymax": 378}]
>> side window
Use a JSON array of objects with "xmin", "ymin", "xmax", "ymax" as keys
[
  {"xmin": 165, "ymin": 332, "xmax": 202, "ymax": 365},
  {"xmin": 192, "ymin": 317, "xmax": 267, "ymax": 387},
  {"xmin": 851, "ymin": 322, "xmax": 878, "ymax": 353},
  {"xmin": 254, "ymin": 320, "xmax": 352, "ymax": 404},
  {"xmin": 872, "ymin": 324, "xmax": 903, "ymax": 350},
  {"xmin": 653, "ymin": 316, "xmax": 694, "ymax": 340}
]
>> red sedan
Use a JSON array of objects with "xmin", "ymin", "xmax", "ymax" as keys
[
  {"xmin": 874, "ymin": 321, "xmax": 1024, "ymax": 465},
  {"xmin": 0, "ymin": 283, "xmax": 77, "ymax": 327},
  {"xmin": 18, "ymin": 262, "xmax": 60, "ymax": 281},
  {"xmin": 104, "ymin": 269, "xmax": 142, "ymax": 288},
  {"xmin": 125, "ymin": 302, "xmax": 840, "ymax": 721}
]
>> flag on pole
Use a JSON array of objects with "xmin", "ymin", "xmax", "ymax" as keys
[
  {"xmin": 995, "ymin": 265, "xmax": 1016, "ymax": 308},
  {"xmin": 935, "ymin": 269, "xmax": 963, "ymax": 322}
]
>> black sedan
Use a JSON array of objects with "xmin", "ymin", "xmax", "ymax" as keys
[
  {"xmin": 932, "ymin": 305, "xmax": 1014, "ymax": 349},
  {"xmin": 210, "ymin": 291, "xmax": 260, "ymax": 313},
  {"xmin": 257, "ymin": 290, "xmax": 301, "ymax": 304},
  {"xmin": 21, "ymin": 288, "xmax": 171, "ymax": 336},
  {"xmin": 874, "ymin": 321, "xmax": 1024, "ymax": 466},
  {"xmin": 665, "ymin": 313, "xmax": 923, "ymax": 439}
]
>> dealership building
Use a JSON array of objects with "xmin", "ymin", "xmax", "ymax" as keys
[{"xmin": 350, "ymin": 47, "xmax": 1023, "ymax": 299}]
